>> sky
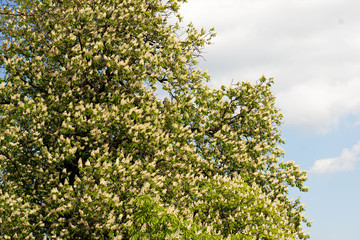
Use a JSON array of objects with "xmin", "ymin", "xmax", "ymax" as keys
[{"xmin": 179, "ymin": 0, "xmax": 360, "ymax": 239}]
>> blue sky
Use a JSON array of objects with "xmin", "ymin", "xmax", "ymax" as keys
[{"xmin": 180, "ymin": 0, "xmax": 360, "ymax": 239}]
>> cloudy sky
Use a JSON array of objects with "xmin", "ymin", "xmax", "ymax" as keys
[{"xmin": 180, "ymin": 0, "xmax": 360, "ymax": 239}]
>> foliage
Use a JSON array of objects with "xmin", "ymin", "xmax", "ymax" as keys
[{"xmin": 0, "ymin": 0, "xmax": 310, "ymax": 239}]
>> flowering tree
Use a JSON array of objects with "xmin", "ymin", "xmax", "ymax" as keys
[{"xmin": 0, "ymin": 0, "xmax": 310, "ymax": 239}]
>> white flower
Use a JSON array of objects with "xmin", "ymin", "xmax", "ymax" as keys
[{"xmin": 69, "ymin": 147, "xmax": 77, "ymax": 155}]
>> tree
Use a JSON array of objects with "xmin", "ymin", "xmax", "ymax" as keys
[{"xmin": 0, "ymin": 0, "xmax": 310, "ymax": 239}]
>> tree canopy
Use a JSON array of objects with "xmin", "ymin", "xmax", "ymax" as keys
[{"xmin": 0, "ymin": 0, "xmax": 310, "ymax": 239}]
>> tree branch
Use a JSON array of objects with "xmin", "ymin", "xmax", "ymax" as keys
[{"xmin": 0, "ymin": 11, "xmax": 32, "ymax": 16}]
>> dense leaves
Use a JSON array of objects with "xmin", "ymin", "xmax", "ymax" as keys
[{"xmin": 0, "ymin": 0, "xmax": 310, "ymax": 239}]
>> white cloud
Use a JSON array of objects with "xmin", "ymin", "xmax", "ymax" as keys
[
  {"xmin": 310, "ymin": 140, "xmax": 360, "ymax": 174},
  {"xmin": 276, "ymin": 79, "xmax": 360, "ymax": 134},
  {"xmin": 179, "ymin": 0, "xmax": 360, "ymax": 133}
]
